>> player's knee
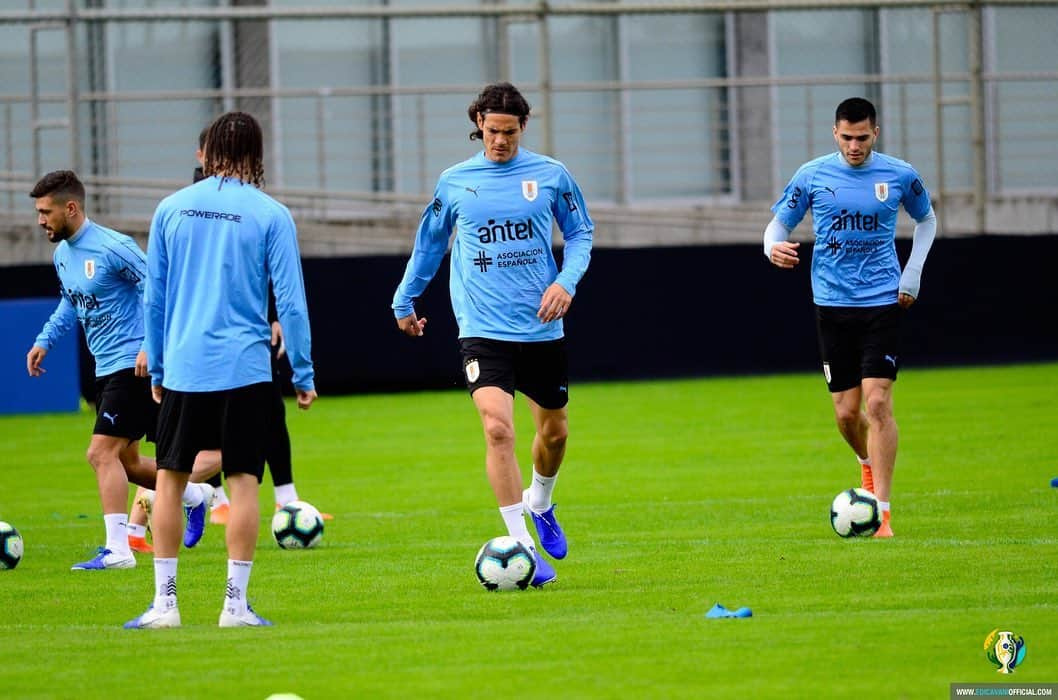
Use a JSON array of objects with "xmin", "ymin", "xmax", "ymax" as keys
[
  {"xmin": 864, "ymin": 394, "xmax": 894, "ymax": 424},
  {"xmin": 833, "ymin": 406, "xmax": 860, "ymax": 432},
  {"xmin": 85, "ymin": 443, "xmax": 117, "ymax": 469},
  {"xmin": 482, "ymin": 416, "xmax": 515, "ymax": 447},
  {"xmin": 539, "ymin": 421, "xmax": 568, "ymax": 450}
]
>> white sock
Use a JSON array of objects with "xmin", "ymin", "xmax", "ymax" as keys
[
  {"xmin": 212, "ymin": 486, "xmax": 229, "ymax": 508},
  {"xmin": 878, "ymin": 500, "xmax": 891, "ymax": 513},
  {"xmin": 127, "ymin": 523, "xmax": 147, "ymax": 539},
  {"xmin": 181, "ymin": 483, "xmax": 204, "ymax": 508},
  {"xmin": 224, "ymin": 559, "xmax": 253, "ymax": 616},
  {"xmin": 499, "ymin": 503, "xmax": 533, "ymax": 551},
  {"xmin": 857, "ymin": 456, "xmax": 872, "ymax": 466},
  {"xmin": 274, "ymin": 483, "xmax": 298, "ymax": 506},
  {"xmin": 104, "ymin": 513, "xmax": 130, "ymax": 555},
  {"xmin": 527, "ymin": 467, "xmax": 557, "ymax": 512},
  {"xmin": 153, "ymin": 557, "xmax": 178, "ymax": 611}
]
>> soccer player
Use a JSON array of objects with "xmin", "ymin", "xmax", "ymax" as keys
[
  {"xmin": 763, "ymin": 97, "xmax": 938, "ymax": 538},
  {"xmin": 189, "ymin": 125, "xmax": 330, "ymax": 525},
  {"xmin": 392, "ymin": 82, "xmax": 594, "ymax": 586},
  {"xmin": 204, "ymin": 133, "xmax": 331, "ymax": 524},
  {"xmin": 125, "ymin": 111, "xmax": 316, "ymax": 629},
  {"xmin": 26, "ymin": 171, "xmax": 218, "ymax": 569}
]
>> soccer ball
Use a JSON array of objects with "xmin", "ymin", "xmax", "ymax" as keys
[
  {"xmin": 474, "ymin": 536, "xmax": 536, "ymax": 591},
  {"xmin": 0, "ymin": 521, "xmax": 24, "ymax": 569},
  {"xmin": 830, "ymin": 487, "xmax": 882, "ymax": 538},
  {"xmin": 271, "ymin": 501, "xmax": 324, "ymax": 549}
]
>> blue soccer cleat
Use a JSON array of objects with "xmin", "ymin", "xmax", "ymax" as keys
[
  {"xmin": 183, "ymin": 483, "xmax": 214, "ymax": 548},
  {"xmin": 529, "ymin": 546, "xmax": 557, "ymax": 588},
  {"xmin": 71, "ymin": 546, "xmax": 135, "ymax": 571},
  {"xmin": 219, "ymin": 603, "xmax": 273, "ymax": 628},
  {"xmin": 523, "ymin": 490, "xmax": 567, "ymax": 560},
  {"xmin": 123, "ymin": 604, "xmax": 180, "ymax": 629}
]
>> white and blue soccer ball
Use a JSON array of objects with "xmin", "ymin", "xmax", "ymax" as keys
[
  {"xmin": 474, "ymin": 536, "xmax": 536, "ymax": 591},
  {"xmin": 830, "ymin": 487, "xmax": 882, "ymax": 538},
  {"xmin": 0, "ymin": 521, "xmax": 24, "ymax": 570},
  {"xmin": 271, "ymin": 501, "xmax": 324, "ymax": 549}
]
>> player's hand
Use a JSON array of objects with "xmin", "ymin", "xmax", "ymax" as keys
[
  {"xmin": 397, "ymin": 312, "xmax": 427, "ymax": 337},
  {"xmin": 769, "ymin": 241, "xmax": 800, "ymax": 269},
  {"xmin": 151, "ymin": 385, "xmax": 164, "ymax": 404},
  {"xmin": 537, "ymin": 283, "xmax": 572, "ymax": 323},
  {"xmin": 296, "ymin": 388, "xmax": 317, "ymax": 410},
  {"xmin": 134, "ymin": 350, "xmax": 148, "ymax": 377},
  {"xmin": 271, "ymin": 321, "xmax": 286, "ymax": 358},
  {"xmin": 26, "ymin": 346, "xmax": 47, "ymax": 377},
  {"xmin": 897, "ymin": 292, "xmax": 916, "ymax": 309}
]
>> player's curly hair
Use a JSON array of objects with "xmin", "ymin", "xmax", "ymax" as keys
[
  {"xmin": 467, "ymin": 82, "xmax": 531, "ymax": 141},
  {"xmin": 203, "ymin": 111, "xmax": 265, "ymax": 188}
]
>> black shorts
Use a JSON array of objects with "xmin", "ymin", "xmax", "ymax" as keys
[
  {"xmin": 155, "ymin": 382, "xmax": 272, "ymax": 480},
  {"xmin": 93, "ymin": 368, "xmax": 158, "ymax": 442},
  {"xmin": 459, "ymin": 337, "xmax": 569, "ymax": 410},
  {"xmin": 816, "ymin": 304, "xmax": 903, "ymax": 393}
]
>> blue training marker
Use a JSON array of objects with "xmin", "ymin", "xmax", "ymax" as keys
[
  {"xmin": 1050, "ymin": 477, "xmax": 1058, "ymax": 488},
  {"xmin": 705, "ymin": 603, "xmax": 753, "ymax": 619}
]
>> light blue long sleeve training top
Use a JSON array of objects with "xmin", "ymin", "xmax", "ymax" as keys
[
  {"xmin": 34, "ymin": 219, "xmax": 147, "ymax": 377},
  {"xmin": 145, "ymin": 176, "xmax": 314, "ymax": 392},
  {"xmin": 771, "ymin": 151, "xmax": 933, "ymax": 307},
  {"xmin": 392, "ymin": 148, "xmax": 593, "ymax": 342}
]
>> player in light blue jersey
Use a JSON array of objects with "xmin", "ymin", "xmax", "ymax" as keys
[
  {"xmin": 26, "ymin": 171, "xmax": 218, "ymax": 570},
  {"xmin": 764, "ymin": 97, "xmax": 938, "ymax": 538},
  {"xmin": 126, "ymin": 112, "xmax": 316, "ymax": 630},
  {"xmin": 393, "ymin": 83, "xmax": 593, "ymax": 586}
]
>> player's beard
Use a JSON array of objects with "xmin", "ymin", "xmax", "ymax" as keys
[{"xmin": 44, "ymin": 219, "xmax": 72, "ymax": 243}]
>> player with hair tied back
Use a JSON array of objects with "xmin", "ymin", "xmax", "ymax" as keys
[
  {"xmin": 26, "ymin": 170, "xmax": 219, "ymax": 569},
  {"xmin": 185, "ymin": 125, "xmax": 332, "ymax": 525},
  {"xmin": 125, "ymin": 111, "xmax": 316, "ymax": 629},
  {"xmin": 764, "ymin": 97, "xmax": 938, "ymax": 538},
  {"xmin": 392, "ymin": 82, "xmax": 594, "ymax": 586}
]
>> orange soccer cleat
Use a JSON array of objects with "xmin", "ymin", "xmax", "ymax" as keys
[
  {"xmin": 860, "ymin": 463, "xmax": 875, "ymax": 493},
  {"xmin": 128, "ymin": 535, "xmax": 153, "ymax": 553},
  {"xmin": 873, "ymin": 510, "xmax": 893, "ymax": 538},
  {"xmin": 210, "ymin": 503, "xmax": 230, "ymax": 525}
]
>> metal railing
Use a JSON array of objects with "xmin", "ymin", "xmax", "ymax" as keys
[{"xmin": 2, "ymin": 0, "xmax": 1057, "ymax": 263}]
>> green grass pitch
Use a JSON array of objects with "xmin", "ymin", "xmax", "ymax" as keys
[{"xmin": 1, "ymin": 363, "xmax": 1056, "ymax": 698}]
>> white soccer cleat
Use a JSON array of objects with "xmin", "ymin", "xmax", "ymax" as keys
[
  {"xmin": 123, "ymin": 604, "xmax": 181, "ymax": 629},
  {"xmin": 70, "ymin": 547, "xmax": 136, "ymax": 570},
  {"xmin": 219, "ymin": 604, "xmax": 273, "ymax": 628}
]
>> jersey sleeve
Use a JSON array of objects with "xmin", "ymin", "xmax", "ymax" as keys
[
  {"xmin": 771, "ymin": 164, "xmax": 813, "ymax": 230},
  {"xmin": 551, "ymin": 166, "xmax": 593, "ymax": 297},
  {"xmin": 901, "ymin": 166, "xmax": 932, "ymax": 221},
  {"xmin": 144, "ymin": 204, "xmax": 170, "ymax": 386},
  {"xmin": 33, "ymin": 286, "xmax": 77, "ymax": 350},
  {"xmin": 267, "ymin": 204, "xmax": 314, "ymax": 393},
  {"xmin": 391, "ymin": 176, "xmax": 456, "ymax": 318}
]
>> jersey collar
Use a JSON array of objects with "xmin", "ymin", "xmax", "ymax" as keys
[{"xmin": 67, "ymin": 218, "xmax": 92, "ymax": 245}]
